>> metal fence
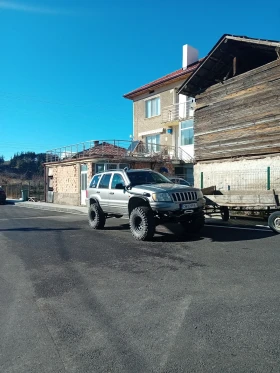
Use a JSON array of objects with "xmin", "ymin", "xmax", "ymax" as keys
[
  {"xmin": 2, "ymin": 182, "xmax": 45, "ymax": 201},
  {"xmin": 162, "ymin": 99, "xmax": 195, "ymax": 123},
  {"xmin": 200, "ymin": 167, "xmax": 280, "ymax": 191},
  {"xmin": 46, "ymin": 139, "xmax": 194, "ymax": 164}
]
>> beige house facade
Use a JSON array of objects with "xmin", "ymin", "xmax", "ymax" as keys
[{"xmin": 124, "ymin": 44, "xmax": 202, "ymax": 185}]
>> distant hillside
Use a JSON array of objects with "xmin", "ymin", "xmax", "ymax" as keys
[{"xmin": 0, "ymin": 152, "xmax": 46, "ymax": 184}]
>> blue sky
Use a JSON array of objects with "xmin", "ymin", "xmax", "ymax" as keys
[{"xmin": 0, "ymin": 0, "xmax": 279, "ymax": 160}]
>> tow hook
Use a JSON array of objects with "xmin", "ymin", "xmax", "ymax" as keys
[{"xmin": 183, "ymin": 210, "xmax": 194, "ymax": 215}]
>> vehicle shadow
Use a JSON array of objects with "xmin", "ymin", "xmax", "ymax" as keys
[
  {"xmin": 202, "ymin": 224, "xmax": 275, "ymax": 242},
  {"xmin": 102, "ymin": 221, "xmax": 275, "ymax": 243},
  {"xmin": 0, "ymin": 227, "xmax": 81, "ymax": 232},
  {"xmin": 156, "ymin": 221, "xmax": 275, "ymax": 243},
  {"xmin": 103, "ymin": 222, "xmax": 203, "ymax": 243},
  {"xmin": 103, "ymin": 223, "xmax": 130, "ymax": 231}
]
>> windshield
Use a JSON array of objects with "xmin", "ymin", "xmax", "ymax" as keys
[{"xmin": 127, "ymin": 170, "xmax": 172, "ymax": 186}]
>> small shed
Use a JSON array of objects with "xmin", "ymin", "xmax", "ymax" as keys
[{"xmin": 44, "ymin": 139, "xmax": 177, "ymax": 205}]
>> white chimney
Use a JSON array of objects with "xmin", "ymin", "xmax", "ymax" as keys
[{"xmin": 182, "ymin": 44, "xmax": 199, "ymax": 70}]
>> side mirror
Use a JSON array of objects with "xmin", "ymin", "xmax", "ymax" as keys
[
  {"xmin": 125, "ymin": 183, "xmax": 132, "ymax": 190},
  {"xmin": 115, "ymin": 183, "xmax": 125, "ymax": 190}
]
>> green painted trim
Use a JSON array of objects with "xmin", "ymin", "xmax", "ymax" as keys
[
  {"xmin": 267, "ymin": 167, "xmax": 271, "ymax": 190},
  {"xmin": 201, "ymin": 172, "xmax": 204, "ymax": 189}
]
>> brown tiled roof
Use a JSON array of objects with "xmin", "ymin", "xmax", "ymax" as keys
[
  {"xmin": 83, "ymin": 142, "xmax": 127, "ymax": 158},
  {"xmin": 123, "ymin": 59, "xmax": 203, "ymax": 100}
]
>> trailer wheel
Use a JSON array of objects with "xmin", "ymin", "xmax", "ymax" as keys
[
  {"xmin": 220, "ymin": 206, "xmax": 230, "ymax": 221},
  {"xmin": 268, "ymin": 211, "xmax": 280, "ymax": 234}
]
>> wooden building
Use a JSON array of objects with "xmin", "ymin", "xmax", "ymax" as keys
[{"xmin": 179, "ymin": 35, "xmax": 280, "ymax": 191}]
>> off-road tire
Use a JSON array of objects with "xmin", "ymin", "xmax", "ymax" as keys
[
  {"xmin": 88, "ymin": 203, "xmax": 106, "ymax": 229},
  {"xmin": 268, "ymin": 211, "xmax": 280, "ymax": 234},
  {"xmin": 181, "ymin": 214, "xmax": 205, "ymax": 235},
  {"xmin": 220, "ymin": 206, "xmax": 230, "ymax": 221},
  {"xmin": 129, "ymin": 206, "xmax": 155, "ymax": 241}
]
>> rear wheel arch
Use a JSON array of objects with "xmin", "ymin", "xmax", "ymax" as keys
[{"xmin": 89, "ymin": 197, "xmax": 99, "ymax": 206}]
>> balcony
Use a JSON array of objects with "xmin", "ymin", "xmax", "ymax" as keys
[
  {"xmin": 162, "ymin": 99, "xmax": 195, "ymax": 123},
  {"xmin": 46, "ymin": 139, "xmax": 194, "ymax": 164}
]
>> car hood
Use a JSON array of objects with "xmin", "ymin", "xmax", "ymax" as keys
[{"xmin": 131, "ymin": 183, "xmax": 199, "ymax": 194}]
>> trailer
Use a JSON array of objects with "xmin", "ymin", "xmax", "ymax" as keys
[{"xmin": 203, "ymin": 186, "xmax": 280, "ymax": 233}]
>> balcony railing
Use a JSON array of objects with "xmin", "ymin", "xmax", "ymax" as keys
[
  {"xmin": 46, "ymin": 139, "xmax": 194, "ymax": 164},
  {"xmin": 162, "ymin": 99, "xmax": 195, "ymax": 123}
]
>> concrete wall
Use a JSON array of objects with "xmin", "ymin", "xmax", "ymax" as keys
[{"xmin": 194, "ymin": 155, "xmax": 280, "ymax": 191}]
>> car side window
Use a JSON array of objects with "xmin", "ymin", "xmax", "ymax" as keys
[
  {"xmin": 99, "ymin": 173, "xmax": 112, "ymax": 189},
  {"xmin": 89, "ymin": 174, "xmax": 101, "ymax": 188},
  {"xmin": 111, "ymin": 173, "xmax": 125, "ymax": 189}
]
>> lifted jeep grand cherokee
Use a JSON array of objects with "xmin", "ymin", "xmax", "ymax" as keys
[{"xmin": 86, "ymin": 169, "xmax": 205, "ymax": 241}]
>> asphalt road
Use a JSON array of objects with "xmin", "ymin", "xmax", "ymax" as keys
[{"xmin": 0, "ymin": 205, "xmax": 279, "ymax": 373}]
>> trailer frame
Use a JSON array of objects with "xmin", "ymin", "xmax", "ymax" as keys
[{"xmin": 203, "ymin": 186, "xmax": 280, "ymax": 233}]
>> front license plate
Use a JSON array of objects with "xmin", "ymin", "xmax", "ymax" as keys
[{"xmin": 181, "ymin": 203, "xmax": 198, "ymax": 209}]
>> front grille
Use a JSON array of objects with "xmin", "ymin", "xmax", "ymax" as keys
[{"xmin": 171, "ymin": 191, "xmax": 197, "ymax": 202}]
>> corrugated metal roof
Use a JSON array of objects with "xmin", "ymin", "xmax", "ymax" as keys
[{"xmin": 178, "ymin": 34, "xmax": 280, "ymax": 97}]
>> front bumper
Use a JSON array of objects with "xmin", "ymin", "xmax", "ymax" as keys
[
  {"xmin": 152, "ymin": 204, "xmax": 204, "ymax": 223},
  {"xmin": 150, "ymin": 199, "xmax": 205, "ymax": 213}
]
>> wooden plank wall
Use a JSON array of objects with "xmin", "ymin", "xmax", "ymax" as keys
[{"xmin": 194, "ymin": 59, "xmax": 280, "ymax": 161}]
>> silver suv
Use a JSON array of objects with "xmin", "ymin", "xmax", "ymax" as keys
[{"xmin": 86, "ymin": 169, "xmax": 205, "ymax": 241}]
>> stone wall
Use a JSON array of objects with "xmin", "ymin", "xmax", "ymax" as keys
[{"xmin": 51, "ymin": 163, "xmax": 80, "ymax": 205}]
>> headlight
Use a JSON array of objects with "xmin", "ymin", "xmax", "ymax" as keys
[
  {"xmin": 152, "ymin": 192, "xmax": 172, "ymax": 202},
  {"xmin": 197, "ymin": 190, "xmax": 204, "ymax": 199}
]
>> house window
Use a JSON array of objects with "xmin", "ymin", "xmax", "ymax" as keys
[
  {"xmin": 146, "ymin": 134, "xmax": 160, "ymax": 152},
  {"xmin": 145, "ymin": 97, "xmax": 160, "ymax": 118},
  {"xmin": 95, "ymin": 163, "xmax": 129, "ymax": 173},
  {"xmin": 80, "ymin": 164, "xmax": 88, "ymax": 191},
  {"xmin": 181, "ymin": 120, "xmax": 194, "ymax": 145},
  {"xmin": 48, "ymin": 176, "xmax": 53, "ymax": 191},
  {"xmin": 96, "ymin": 164, "xmax": 105, "ymax": 173}
]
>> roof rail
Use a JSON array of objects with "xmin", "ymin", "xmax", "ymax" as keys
[{"xmin": 127, "ymin": 168, "xmax": 152, "ymax": 171}]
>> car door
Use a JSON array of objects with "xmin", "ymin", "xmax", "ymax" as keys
[
  {"xmin": 87, "ymin": 173, "xmax": 102, "ymax": 204},
  {"xmin": 109, "ymin": 173, "xmax": 129, "ymax": 215},
  {"xmin": 97, "ymin": 173, "xmax": 112, "ymax": 212}
]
